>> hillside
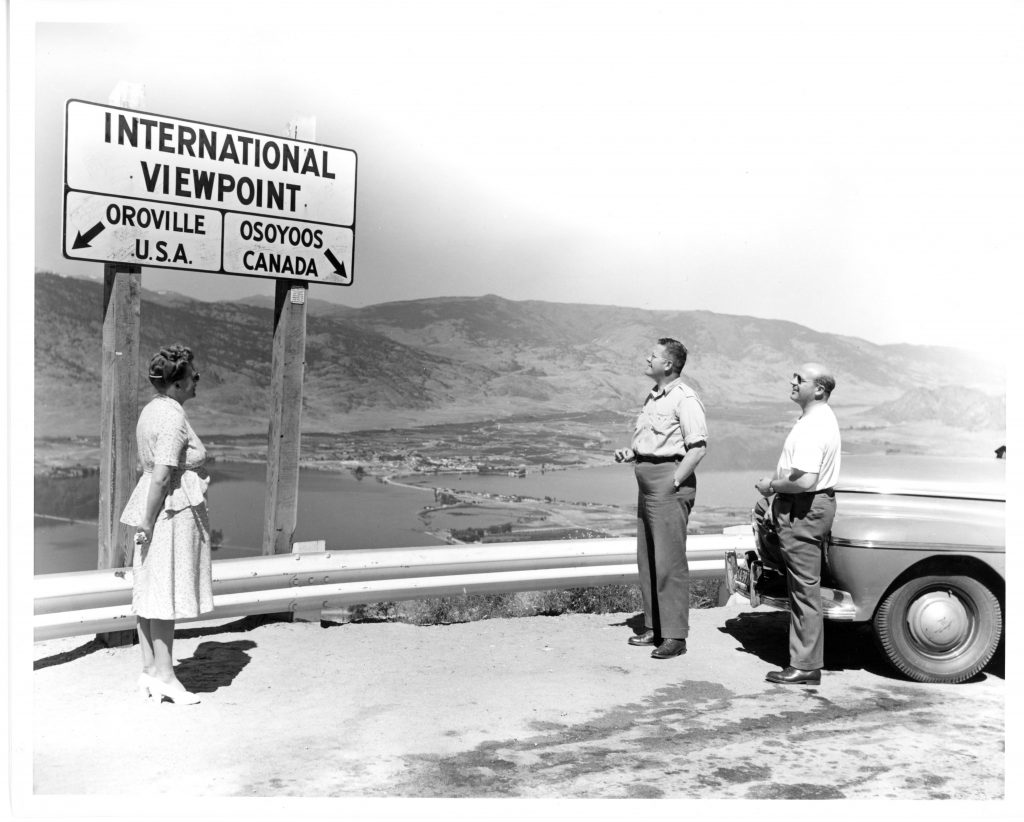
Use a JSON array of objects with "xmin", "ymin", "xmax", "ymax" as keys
[
  {"xmin": 34, "ymin": 271, "xmax": 1005, "ymax": 437},
  {"xmin": 871, "ymin": 387, "xmax": 1006, "ymax": 430}
]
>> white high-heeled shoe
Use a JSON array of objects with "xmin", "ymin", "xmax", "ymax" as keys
[
  {"xmin": 137, "ymin": 673, "xmax": 154, "ymax": 700},
  {"xmin": 140, "ymin": 673, "xmax": 201, "ymax": 705}
]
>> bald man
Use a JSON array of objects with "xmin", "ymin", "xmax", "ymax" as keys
[{"xmin": 754, "ymin": 363, "xmax": 841, "ymax": 685}]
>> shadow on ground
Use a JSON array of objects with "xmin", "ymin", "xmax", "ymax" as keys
[
  {"xmin": 362, "ymin": 675, "xmax": 950, "ymax": 799},
  {"xmin": 718, "ymin": 610, "xmax": 894, "ymax": 677},
  {"xmin": 34, "ymin": 637, "xmax": 109, "ymax": 671},
  {"xmin": 718, "ymin": 610, "xmax": 1004, "ymax": 684},
  {"xmin": 176, "ymin": 639, "xmax": 256, "ymax": 693},
  {"xmin": 34, "ymin": 613, "xmax": 287, "ymax": 671},
  {"xmin": 175, "ymin": 613, "xmax": 291, "ymax": 639}
]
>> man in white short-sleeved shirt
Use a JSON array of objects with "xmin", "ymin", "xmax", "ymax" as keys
[
  {"xmin": 775, "ymin": 401, "xmax": 841, "ymax": 492},
  {"xmin": 754, "ymin": 363, "xmax": 841, "ymax": 686}
]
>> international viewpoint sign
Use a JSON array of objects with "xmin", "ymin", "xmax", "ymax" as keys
[{"xmin": 62, "ymin": 100, "xmax": 357, "ymax": 285}]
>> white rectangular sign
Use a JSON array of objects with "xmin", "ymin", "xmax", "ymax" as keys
[
  {"xmin": 65, "ymin": 100, "xmax": 357, "ymax": 225},
  {"xmin": 64, "ymin": 191, "xmax": 223, "ymax": 271},
  {"xmin": 223, "ymin": 213, "xmax": 354, "ymax": 285},
  {"xmin": 63, "ymin": 99, "xmax": 357, "ymax": 284}
]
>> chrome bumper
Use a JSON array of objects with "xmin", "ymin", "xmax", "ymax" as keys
[
  {"xmin": 724, "ymin": 548, "xmax": 760, "ymax": 608},
  {"xmin": 724, "ymin": 549, "xmax": 858, "ymax": 621}
]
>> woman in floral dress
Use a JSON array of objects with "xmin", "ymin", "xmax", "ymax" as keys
[{"xmin": 120, "ymin": 344, "xmax": 211, "ymax": 705}]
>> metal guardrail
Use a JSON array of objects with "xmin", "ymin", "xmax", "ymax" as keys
[{"xmin": 33, "ymin": 532, "xmax": 754, "ymax": 641}]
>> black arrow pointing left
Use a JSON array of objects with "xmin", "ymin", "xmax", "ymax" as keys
[{"xmin": 72, "ymin": 221, "xmax": 106, "ymax": 249}]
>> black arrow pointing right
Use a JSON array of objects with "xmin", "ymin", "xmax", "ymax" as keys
[
  {"xmin": 72, "ymin": 221, "xmax": 106, "ymax": 249},
  {"xmin": 324, "ymin": 248, "xmax": 348, "ymax": 279}
]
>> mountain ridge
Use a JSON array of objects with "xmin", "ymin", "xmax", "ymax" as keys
[{"xmin": 34, "ymin": 270, "xmax": 1005, "ymax": 437}]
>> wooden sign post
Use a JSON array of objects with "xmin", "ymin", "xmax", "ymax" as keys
[
  {"xmin": 263, "ymin": 277, "xmax": 308, "ymax": 554},
  {"xmin": 262, "ymin": 117, "xmax": 315, "ymax": 555},
  {"xmin": 97, "ymin": 84, "xmax": 145, "ymax": 576},
  {"xmin": 96, "ymin": 84, "xmax": 145, "ymax": 646},
  {"xmin": 98, "ymin": 262, "xmax": 141, "ymax": 572}
]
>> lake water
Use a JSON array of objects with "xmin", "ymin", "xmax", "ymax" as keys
[
  {"xmin": 403, "ymin": 464, "xmax": 756, "ymax": 509},
  {"xmin": 34, "ymin": 462, "xmax": 758, "ymax": 574}
]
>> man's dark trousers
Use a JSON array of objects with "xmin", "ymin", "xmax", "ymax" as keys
[
  {"xmin": 761, "ymin": 492, "xmax": 837, "ymax": 670},
  {"xmin": 635, "ymin": 461, "xmax": 694, "ymax": 640}
]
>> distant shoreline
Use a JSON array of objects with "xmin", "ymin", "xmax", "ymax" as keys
[{"xmin": 34, "ymin": 513, "xmax": 98, "ymax": 525}]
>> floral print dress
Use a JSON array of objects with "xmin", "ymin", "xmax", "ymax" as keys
[{"xmin": 120, "ymin": 395, "xmax": 213, "ymax": 619}]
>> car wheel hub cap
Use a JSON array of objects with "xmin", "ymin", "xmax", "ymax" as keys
[{"xmin": 906, "ymin": 591, "xmax": 971, "ymax": 653}]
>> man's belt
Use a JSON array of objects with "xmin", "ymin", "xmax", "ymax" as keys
[
  {"xmin": 779, "ymin": 488, "xmax": 835, "ymax": 498},
  {"xmin": 634, "ymin": 454, "xmax": 683, "ymax": 464}
]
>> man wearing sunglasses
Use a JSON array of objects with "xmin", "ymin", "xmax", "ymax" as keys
[
  {"xmin": 614, "ymin": 338, "xmax": 708, "ymax": 660},
  {"xmin": 753, "ymin": 363, "xmax": 841, "ymax": 685}
]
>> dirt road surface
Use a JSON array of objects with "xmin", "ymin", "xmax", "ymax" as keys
[{"xmin": 29, "ymin": 598, "xmax": 1004, "ymax": 804}]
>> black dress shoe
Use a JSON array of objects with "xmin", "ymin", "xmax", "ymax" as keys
[
  {"xmin": 765, "ymin": 666, "xmax": 821, "ymax": 685},
  {"xmin": 651, "ymin": 638, "xmax": 687, "ymax": 659},
  {"xmin": 628, "ymin": 630, "xmax": 657, "ymax": 646}
]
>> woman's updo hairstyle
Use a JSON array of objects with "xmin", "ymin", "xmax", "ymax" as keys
[{"xmin": 148, "ymin": 344, "xmax": 194, "ymax": 392}]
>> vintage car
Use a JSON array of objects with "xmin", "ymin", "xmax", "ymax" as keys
[{"xmin": 725, "ymin": 455, "xmax": 1005, "ymax": 683}]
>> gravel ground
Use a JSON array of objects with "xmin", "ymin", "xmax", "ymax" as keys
[{"xmin": 24, "ymin": 597, "xmax": 1007, "ymax": 814}]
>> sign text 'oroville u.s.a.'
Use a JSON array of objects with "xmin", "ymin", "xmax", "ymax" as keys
[{"xmin": 62, "ymin": 100, "xmax": 357, "ymax": 285}]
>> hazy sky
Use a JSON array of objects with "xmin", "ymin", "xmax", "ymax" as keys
[{"xmin": 17, "ymin": 0, "xmax": 1023, "ymax": 354}]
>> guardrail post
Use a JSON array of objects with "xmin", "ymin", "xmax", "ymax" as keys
[{"xmin": 291, "ymin": 539, "xmax": 326, "ymax": 622}]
